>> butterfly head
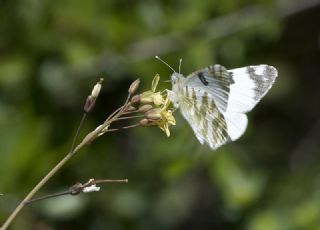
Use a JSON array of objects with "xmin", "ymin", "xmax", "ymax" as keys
[
  {"xmin": 170, "ymin": 72, "xmax": 184, "ymax": 88},
  {"xmin": 155, "ymin": 55, "xmax": 185, "ymax": 94}
]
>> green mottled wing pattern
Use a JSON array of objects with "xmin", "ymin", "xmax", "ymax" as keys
[{"xmin": 179, "ymin": 86, "xmax": 231, "ymax": 149}]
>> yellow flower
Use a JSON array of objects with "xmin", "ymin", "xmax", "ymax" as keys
[
  {"xmin": 145, "ymin": 97, "xmax": 176, "ymax": 137},
  {"xmin": 140, "ymin": 91, "xmax": 164, "ymax": 106},
  {"xmin": 139, "ymin": 74, "xmax": 176, "ymax": 137},
  {"xmin": 156, "ymin": 109, "xmax": 176, "ymax": 137},
  {"xmin": 139, "ymin": 74, "xmax": 165, "ymax": 106}
]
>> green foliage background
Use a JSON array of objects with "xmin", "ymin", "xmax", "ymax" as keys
[{"xmin": 1, "ymin": 0, "xmax": 320, "ymax": 229}]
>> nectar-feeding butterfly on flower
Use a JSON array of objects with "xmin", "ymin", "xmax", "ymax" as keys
[{"xmin": 156, "ymin": 56, "xmax": 278, "ymax": 150}]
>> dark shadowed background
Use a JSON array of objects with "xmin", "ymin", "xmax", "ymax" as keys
[{"xmin": 1, "ymin": 0, "xmax": 320, "ymax": 229}]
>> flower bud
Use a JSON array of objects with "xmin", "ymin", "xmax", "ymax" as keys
[
  {"xmin": 84, "ymin": 78, "xmax": 104, "ymax": 113},
  {"xmin": 138, "ymin": 104, "xmax": 153, "ymax": 113},
  {"xmin": 139, "ymin": 118, "xmax": 150, "ymax": 126},
  {"xmin": 145, "ymin": 108, "xmax": 161, "ymax": 120},
  {"xmin": 91, "ymin": 78, "xmax": 103, "ymax": 98},
  {"xmin": 139, "ymin": 91, "xmax": 153, "ymax": 104},
  {"xmin": 152, "ymin": 92, "xmax": 164, "ymax": 106},
  {"xmin": 125, "ymin": 105, "xmax": 136, "ymax": 112},
  {"xmin": 128, "ymin": 78, "xmax": 140, "ymax": 95},
  {"xmin": 131, "ymin": 95, "xmax": 140, "ymax": 104}
]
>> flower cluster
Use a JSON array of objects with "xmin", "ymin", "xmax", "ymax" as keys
[
  {"xmin": 130, "ymin": 74, "xmax": 176, "ymax": 136},
  {"xmin": 80, "ymin": 74, "xmax": 176, "ymax": 146}
]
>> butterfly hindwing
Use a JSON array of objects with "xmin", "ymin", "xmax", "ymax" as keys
[{"xmin": 178, "ymin": 87, "xmax": 231, "ymax": 149}]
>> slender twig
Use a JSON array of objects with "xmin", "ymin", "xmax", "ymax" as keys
[
  {"xmin": 105, "ymin": 106, "xmax": 124, "ymax": 122},
  {"xmin": 104, "ymin": 94, "xmax": 132, "ymax": 124},
  {"xmin": 1, "ymin": 84, "xmax": 135, "ymax": 229},
  {"xmin": 1, "ymin": 86, "xmax": 106, "ymax": 230},
  {"xmin": 121, "ymin": 110, "xmax": 140, "ymax": 115},
  {"xmin": 26, "ymin": 179, "xmax": 128, "ymax": 204},
  {"xmin": 0, "ymin": 106, "xmax": 131, "ymax": 230},
  {"xmin": 94, "ymin": 179, "xmax": 128, "ymax": 184},
  {"xmin": 0, "ymin": 144, "xmax": 84, "ymax": 230},
  {"xmin": 106, "ymin": 123, "xmax": 140, "ymax": 132},
  {"xmin": 115, "ymin": 115, "xmax": 144, "ymax": 121},
  {"xmin": 69, "ymin": 112, "xmax": 87, "ymax": 153},
  {"xmin": 26, "ymin": 191, "xmax": 72, "ymax": 204}
]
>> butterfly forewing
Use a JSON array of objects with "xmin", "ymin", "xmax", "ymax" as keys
[
  {"xmin": 227, "ymin": 65, "xmax": 277, "ymax": 113},
  {"xmin": 183, "ymin": 64, "xmax": 233, "ymax": 113}
]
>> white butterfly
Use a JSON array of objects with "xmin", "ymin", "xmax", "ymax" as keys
[{"xmin": 156, "ymin": 56, "xmax": 278, "ymax": 150}]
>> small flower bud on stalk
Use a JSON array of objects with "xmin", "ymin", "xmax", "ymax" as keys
[
  {"xmin": 145, "ymin": 108, "xmax": 161, "ymax": 120},
  {"xmin": 131, "ymin": 95, "xmax": 141, "ymax": 104},
  {"xmin": 140, "ymin": 118, "xmax": 150, "ymax": 126},
  {"xmin": 84, "ymin": 78, "xmax": 104, "ymax": 113},
  {"xmin": 124, "ymin": 105, "xmax": 136, "ymax": 112},
  {"xmin": 128, "ymin": 78, "xmax": 140, "ymax": 95},
  {"xmin": 138, "ymin": 104, "xmax": 153, "ymax": 113}
]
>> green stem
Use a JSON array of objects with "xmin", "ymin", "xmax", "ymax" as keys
[
  {"xmin": 0, "ymin": 140, "xmax": 86, "ymax": 230},
  {"xmin": 1, "ymin": 95, "xmax": 131, "ymax": 230}
]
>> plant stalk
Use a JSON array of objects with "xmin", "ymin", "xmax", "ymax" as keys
[{"xmin": 0, "ymin": 138, "xmax": 87, "ymax": 230}]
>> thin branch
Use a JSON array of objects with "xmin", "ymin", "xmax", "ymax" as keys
[
  {"xmin": 0, "ymin": 145, "xmax": 83, "ymax": 230},
  {"xmin": 69, "ymin": 112, "xmax": 87, "ymax": 153},
  {"xmin": 106, "ymin": 123, "xmax": 140, "ymax": 132},
  {"xmin": 26, "ymin": 179, "xmax": 129, "ymax": 204},
  {"xmin": 94, "ymin": 179, "xmax": 129, "ymax": 184},
  {"xmin": 115, "ymin": 115, "xmax": 144, "ymax": 121},
  {"xmin": 104, "ymin": 94, "xmax": 133, "ymax": 123},
  {"xmin": 26, "ymin": 191, "xmax": 72, "ymax": 204},
  {"xmin": 0, "ymin": 80, "xmax": 105, "ymax": 230},
  {"xmin": 105, "ymin": 106, "xmax": 124, "ymax": 122}
]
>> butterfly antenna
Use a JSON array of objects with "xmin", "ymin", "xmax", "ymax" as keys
[
  {"xmin": 155, "ymin": 56, "xmax": 176, "ymax": 73},
  {"xmin": 178, "ymin": 58, "xmax": 182, "ymax": 74}
]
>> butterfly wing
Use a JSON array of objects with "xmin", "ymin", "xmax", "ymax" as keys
[
  {"xmin": 227, "ymin": 65, "xmax": 278, "ymax": 113},
  {"xmin": 178, "ymin": 88, "xmax": 233, "ymax": 149},
  {"xmin": 177, "ymin": 64, "xmax": 277, "ymax": 150}
]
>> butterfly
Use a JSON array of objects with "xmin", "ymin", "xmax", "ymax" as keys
[{"xmin": 156, "ymin": 56, "xmax": 278, "ymax": 150}]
